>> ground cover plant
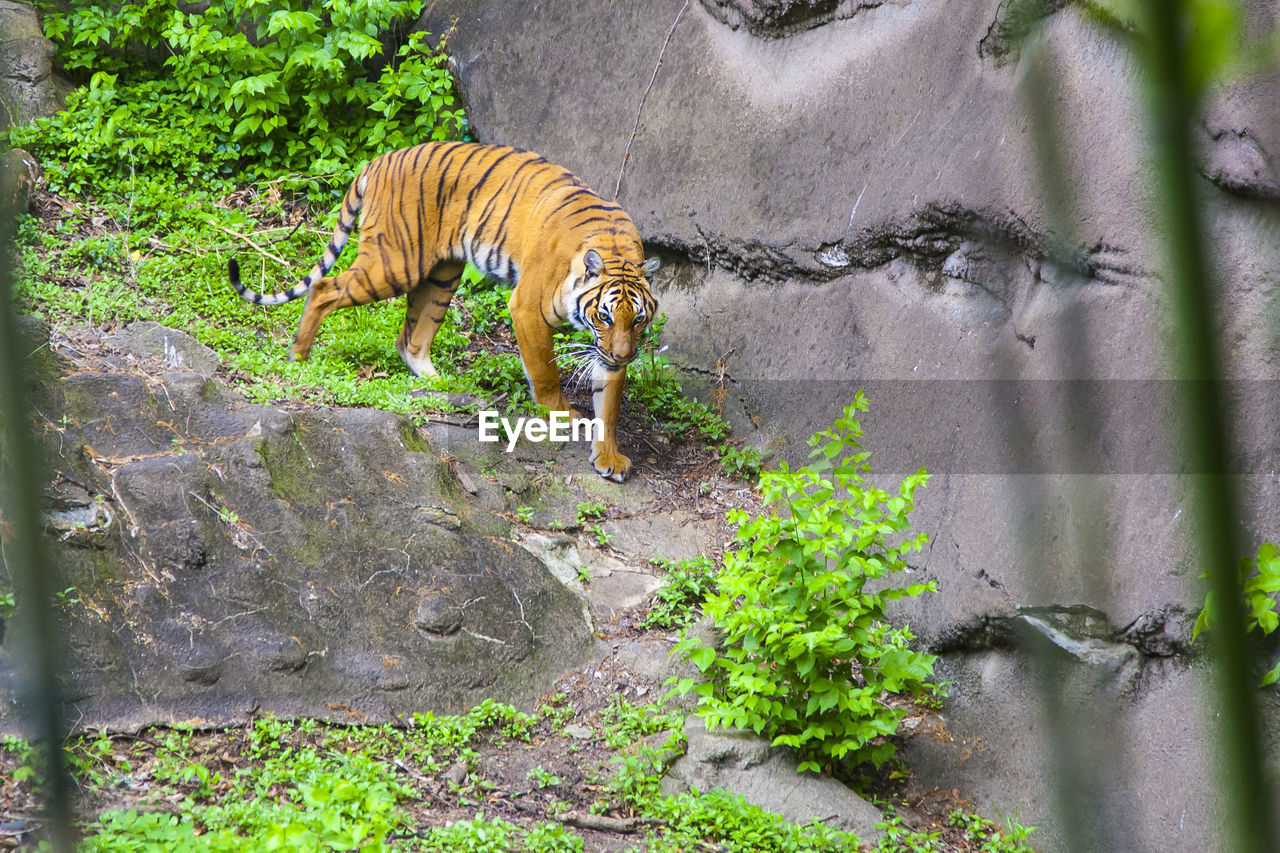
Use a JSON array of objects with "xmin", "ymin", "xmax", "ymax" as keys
[{"xmin": 0, "ymin": 695, "xmax": 1035, "ymax": 852}]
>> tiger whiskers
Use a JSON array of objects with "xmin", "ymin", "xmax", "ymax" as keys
[{"xmin": 556, "ymin": 346, "xmax": 604, "ymax": 391}]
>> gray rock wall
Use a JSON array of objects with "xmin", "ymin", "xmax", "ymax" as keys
[
  {"xmin": 419, "ymin": 2, "xmax": 1280, "ymax": 850},
  {"xmin": 0, "ymin": 1, "xmax": 63, "ymax": 130}
]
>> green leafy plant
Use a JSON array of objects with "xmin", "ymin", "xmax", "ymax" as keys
[
  {"xmin": 629, "ymin": 314, "xmax": 731, "ymax": 443},
  {"xmin": 674, "ymin": 392, "xmax": 937, "ymax": 772},
  {"xmin": 642, "ymin": 555, "xmax": 718, "ymax": 630},
  {"xmin": 599, "ymin": 695, "xmax": 684, "ymax": 749},
  {"xmin": 526, "ymin": 765, "xmax": 561, "ymax": 789},
  {"xmin": 719, "ymin": 442, "xmax": 767, "ymax": 481},
  {"xmin": 1194, "ymin": 541, "xmax": 1280, "ymax": 685},
  {"xmin": 574, "ymin": 501, "xmax": 607, "ymax": 524}
]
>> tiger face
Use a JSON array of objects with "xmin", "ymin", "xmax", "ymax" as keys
[{"xmin": 575, "ymin": 249, "xmax": 659, "ymax": 371}]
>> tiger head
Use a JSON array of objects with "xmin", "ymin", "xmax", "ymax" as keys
[{"xmin": 575, "ymin": 249, "xmax": 659, "ymax": 370}]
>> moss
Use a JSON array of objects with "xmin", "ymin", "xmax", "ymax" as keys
[
  {"xmin": 399, "ymin": 419, "xmax": 430, "ymax": 454},
  {"xmin": 257, "ymin": 428, "xmax": 322, "ymax": 506}
]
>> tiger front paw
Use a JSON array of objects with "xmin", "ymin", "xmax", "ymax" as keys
[{"xmin": 589, "ymin": 445, "xmax": 632, "ymax": 482}]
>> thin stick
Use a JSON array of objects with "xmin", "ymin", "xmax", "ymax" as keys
[
  {"xmin": 207, "ymin": 220, "xmax": 291, "ymax": 266},
  {"xmin": 614, "ymin": 0, "xmax": 690, "ymax": 200}
]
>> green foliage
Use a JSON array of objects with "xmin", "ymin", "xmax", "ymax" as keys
[
  {"xmin": 26, "ymin": 0, "xmax": 464, "ymax": 185},
  {"xmin": 674, "ymin": 392, "xmax": 938, "ymax": 772},
  {"xmin": 523, "ymin": 822, "xmax": 585, "ymax": 852},
  {"xmin": 942, "ymin": 809, "xmax": 1038, "ymax": 853},
  {"xmin": 526, "ymin": 765, "xmax": 561, "ymax": 789},
  {"xmin": 457, "ymin": 266, "xmax": 514, "ymax": 336},
  {"xmin": 574, "ymin": 501, "xmax": 607, "ymax": 524},
  {"xmin": 642, "ymin": 555, "xmax": 718, "ymax": 630},
  {"xmin": 645, "ymin": 787, "xmax": 852, "ymax": 852},
  {"xmin": 720, "ymin": 442, "xmax": 768, "ymax": 482},
  {"xmin": 1194, "ymin": 541, "xmax": 1280, "ymax": 685},
  {"xmin": 599, "ymin": 696, "xmax": 684, "ymax": 749},
  {"xmin": 629, "ymin": 315, "xmax": 731, "ymax": 443}
]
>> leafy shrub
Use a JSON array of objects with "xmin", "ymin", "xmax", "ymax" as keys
[
  {"xmin": 674, "ymin": 392, "xmax": 937, "ymax": 772},
  {"xmin": 1194, "ymin": 540, "xmax": 1280, "ymax": 685},
  {"xmin": 16, "ymin": 0, "xmax": 464, "ymax": 193}
]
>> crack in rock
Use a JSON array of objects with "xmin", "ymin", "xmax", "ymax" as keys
[
  {"xmin": 977, "ymin": 0, "xmax": 1073, "ymax": 66},
  {"xmin": 933, "ymin": 603, "xmax": 1191, "ymax": 662},
  {"xmin": 699, "ymin": 0, "xmax": 889, "ymax": 38},
  {"xmin": 1199, "ymin": 121, "xmax": 1280, "ymax": 201},
  {"xmin": 653, "ymin": 202, "xmax": 1145, "ymax": 291}
]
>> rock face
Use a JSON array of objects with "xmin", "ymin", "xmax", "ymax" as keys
[
  {"xmin": 419, "ymin": 1, "xmax": 1280, "ymax": 850},
  {"xmin": 0, "ymin": 1, "xmax": 63, "ymax": 130},
  {"xmin": 0, "ymin": 320, "xmax": 593, "ymax": 730}
]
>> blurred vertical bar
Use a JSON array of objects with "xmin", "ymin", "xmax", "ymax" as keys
[
  {"xmin": 0, "ymin": 157, "xmax": 74, "ymax": 846},
  {"xmin": 1013, "ymin": 25, "xmax": 1138, "ymax": 848},
  {"xmin": 1137, "ymin": 1, "xmax": 1275, "ymax": 851}
]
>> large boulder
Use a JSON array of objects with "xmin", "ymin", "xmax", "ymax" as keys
[
  {"xmin": 418, "ymin": 1, "xmax": 1280, "ymax": 850},
  {"xmin": 0, "ymin": 320, "xmax": 593, "ymax": 730}
]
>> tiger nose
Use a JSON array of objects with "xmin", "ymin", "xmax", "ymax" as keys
[{"xmin": 613, "ymin": 339, "xmax": 636, "ymax": 363}]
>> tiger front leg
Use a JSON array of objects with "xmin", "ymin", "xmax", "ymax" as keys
[
  {"xmin": 588, "ymin": 365, "xmax": 630, "ymax": 482},
  {"xmin": 509, "ymin": 293, "xmax": 579, "ymax": 417}
]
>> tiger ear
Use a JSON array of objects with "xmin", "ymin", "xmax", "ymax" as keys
[
  {"xmin": 584, "ymin": 250, "xmax": 603, "ymax": 276},
  {"xmin": 642, "ymin": 257, "xmax": 660, "ymax": 276}
]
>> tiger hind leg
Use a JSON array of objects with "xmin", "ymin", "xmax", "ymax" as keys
[
  {"xmin": 396, "ymin": 261, "xmax": 464, "ymax": 378},
  {"xmin": 292, "ymin": 256, "xmax": 403, "ymax": 362}
]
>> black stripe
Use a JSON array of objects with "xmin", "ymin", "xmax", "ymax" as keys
[
  {"xmin": 446, "ymin": 144, "xmax": 491, "ymax": 205},
  {"xmin": 546, "ymin": 188, "xmax": 593, "ymax": 219},
  {"xmin": 566, "ymin": 204, "xmax": 621, "ymax": 218},
  {"xmin": 464, "ymin": 149, "xmax": 521, "ymax": 210},
  {"xmin": 434, "ymin": 144, "xmax": 473, "ymax": 213}
]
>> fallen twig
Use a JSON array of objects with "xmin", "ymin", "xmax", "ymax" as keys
[
  {"xmin": 555, "ymin": 810, "xmax": 666, "ymax": 834},
  {"xmin": 207, "ymin": 220, "xmax": 291, "ymax": 266}
]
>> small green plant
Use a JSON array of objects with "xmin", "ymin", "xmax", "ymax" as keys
[
  {"xmin": 574, "ymin": 501, "xmax": 607, "ymax": 524},
  {"xmin": 940, "ymin": 809, "xmax": 1037, "ymax": 853},
  {"xmin": 515, "ymin": 506, "xmax": 535, "ymax": 523},
  {"xmin": 218, "ymin": 506, "xmax": 240, "ymax": 525},
  {"xmin": 674, "ymin": 392, "xmax": 937, "ymax": 773},
  {"xmin": 719, "ymin": 442, "xmax": 767, "ymax": 481},
  {"xmin": 642, "ymin": 555, "xmax": 718, "ymax": 630},
  {"xmin": 629, "ymin": 314, "xmax": 731, "ymax": 443},
  {"xmin": 588, "ymin": 523, "xmax": 613, "ymax": 547},
  {"xmin": 1194, "ymin": 540, "xmax": 1280, "ymax": 684},
  {"xmin": 524, "ymin": 822, "xmax": 583, "ymax": 852},
  {"xmin": 599, "ymin": 695, "xmax": 684, "ymax": 749},
  {"xmin": 526, "ymin": 765, "xmax": 561, "ymax": 789}
]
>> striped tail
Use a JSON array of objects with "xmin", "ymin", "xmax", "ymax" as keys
[{"xmin": 227, "ymin": 171, "xmax": 366, "ymax": 305}]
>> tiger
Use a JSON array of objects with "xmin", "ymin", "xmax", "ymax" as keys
[{"xmin": 227, "ymin": 141, "xmax": 659, "ymax": 482}]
